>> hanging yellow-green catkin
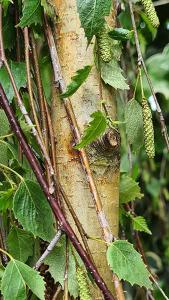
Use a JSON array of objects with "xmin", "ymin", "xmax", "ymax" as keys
[
  {"xmin": 76, "ymin": 267, "xmax": 92, "ymax": 300},
  {"xmin": 142, "ymin": 97, "xmax": 155, "ymax": 158},
  {"xmin": 96, "ymin": 25, "xmax": 112, "ymax": 63},
  {"xmin": 141, "ymin": 0, "xmax": 160, "ymax": 28}
]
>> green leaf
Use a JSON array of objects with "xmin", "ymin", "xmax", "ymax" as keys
[
  {"xmin": 13, "ymin": 180, "xmax": 55, "ymax": 241},
  {"xmin": 61, "ymin": 65, "xmax": 92, "ymax": 98},
  {"xmin": 18, "ymin": 0, "xmax": 42, "ymax": 28},
  {"xmin": 3, "ymin": 10, "xmax": 15, "ymax": 50},
  {"xmin": 120, "ymin": 175, "xmax": 143, "ymax": 203},
  {"xmin": 76, "ymin": 0, "xmax": 112, "ymax": 42},
  {"xmin": 39, "ymin": 56, "xmax": 53, "ymax": 103},
  {"xmin": 100, "ymin": 58, "xmax": 129, "ymax": 90},
  {"xmin": 132, "ymin": 216, "xmax": 152, "ymax": 235},
  {"xmin": 7, "ymin": 226, "xmax": 34, "ymax": 262},
  {"xmin": 0, "ymin": 188, "xmax": 14, "ymax": 211},
  {"xmin": 41, "ymin": 0, "xmax": 55, "ymax": 18},
  {"xmin": 0, "ymin": 61, "xmax": 26, "ymax": 103},
  {"xmin": 125, "ymin": 99, "xmax": 144, "ymax": 149},
  {"xmin": 1, "ymin": 259, "xmax": 45, "ymax": 300},
  {"xmin": 107, "ymin": 240, "xmax": 152, "ymax": 289},
  {"xmin": 44, "ymin": 236, "xmax": 79, "ymax": 298},
  {"xmin": 0, "ymin": 109, "xmax": 10, "ymax": 136},
  {"xmin": 74, "ymin": 111, "xmax": 107, "ymax": 149},
  {"xmin": 108, "ymin": 28, "xmax": 134, "ymax": 41}
]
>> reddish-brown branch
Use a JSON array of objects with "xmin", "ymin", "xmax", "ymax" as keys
[{"xmin": 0, "ymin": 83, "xmax": 115, "ymax": 300}]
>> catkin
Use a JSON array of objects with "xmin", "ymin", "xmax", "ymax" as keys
[
  {"xmin": 96, "ymin": 25, "xmax": 112, "ymax": 63},
  {"xmin": 76, "ymin": 267, "xmax": 92, "ymax": 300},
  {"xmin": 141, "ymin": 0, "xmax": 159, "ymax": 28},
  {"xmin": 142, "ymin": 97, "xmax": 155, "ymax": 158}
]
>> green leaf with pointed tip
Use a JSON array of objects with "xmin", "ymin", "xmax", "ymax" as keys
[
  {"xmin": 18, "ymin": 0, "xmax": 42, "ymax": 28},
  {"xmin": 0, "ymin": 61, "xmax": 26, "ymax": 103},
  {"xmin": 132, "ymin": 216, "xmax": 152, "ymax": 235},
  {"xmin": 108, "ymin": 28, "xmax": 134, "ymax": 41},
  {"xmin": 7, "ymin": 226, "xmax": 34, "ymax": 262},
  {"xmin": 100, "ymin": 58, "xmax": 129, "ymax": 90},
  {"xmin": 120, "ymin": 175, "xmax": 143, "ymax": 204},
  {"xmin": 44, "ymin": 236, "xmax": 79, "ymax": 298},
  {"xmin": 74, "ymin": 111, "xmax": 107, "ymax": 149},
  {"xmin": 1, "ymin": 259, "xmax": 45, "ymax": 300},
  {"xmin": 76, "ymin": 0, "xmax": 112, "ymax": 42},
  {"xmin": 61, "ymin": 65, "xmax": 92, "ymax": 98},
  {"xmin": 107, "ymin": 240, "xmax": 152, "ymax": 289},
  {"xmin": 13, "ymin": 180, "xmax": 55, "ymax": 241}
]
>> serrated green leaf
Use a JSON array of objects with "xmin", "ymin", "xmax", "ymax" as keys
[
  {"xmin": 7, "ymin": 226, "xmax": 34, "ymax": 262},
  {"xmin": 44, "ymin": 236, "xmax": 79, "ymax": 298},
  {"xmin": 18, "ymin": 0, "xmax": 42, "ymax": 28},
  {"xmin": 1, "ymin": 259, "xmax": 45, "ymax": 300},
  {"xmin": 100, "ymin": 58, "xmax": 129, "ymax": 90},
  {"xmin": 1, "ymin": 260, "xmax": 26, "ymax": 300},
  {"xmin": 0, "ymin": 61, "xmax": 26, "ymax": 103},
  {"xmin": 74, "ymin": 111, "xmax": 107, "ymax": 149},
  {"xmin": 132, "ymin": 216, "xmax": 152, "ymax": 235},
  {"xmin": 76, "ymin": 0, "xmax": 112, "ymax": 42},
  {"xmin": 107, "ymin": 240, "xmax": 152, "ymax": 288},
  {"xmin": 13, "ymin": 180, "xmax": 55, "ymax": 241},
  {"xmin": 0, "ymin": 188, "xmax": 14, "ymax": 211},
  {"xmin": 125, "ymin": 99, "xmax": 144, "ymax": 150},
  {"xmin": 0, "ymin": 143, "xmax": 8, "ymax": 165},
  {"xmin": 120, "ymin": 175, "xmax": 143, "ymax": 203},
  {"xmin": 108, "ymin": 28, "xmax": 134, "ymax": 41},
  {"xmin": 61, "ymin": 65, "xmax": 92, "ymax": 98}
]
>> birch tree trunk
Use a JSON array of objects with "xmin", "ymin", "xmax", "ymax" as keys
[{"xmin": 52, "ymin": 1, "xmax": 120, "ymax": 298}]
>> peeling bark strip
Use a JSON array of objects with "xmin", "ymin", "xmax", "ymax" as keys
[{"xmin": 0, "ymin": 84, "xmax": 115, "ymax": 300}]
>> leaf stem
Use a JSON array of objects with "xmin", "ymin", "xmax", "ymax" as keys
[{"xmin": 0, "ymin": 163, "xmax": 23, "ymax": 182}]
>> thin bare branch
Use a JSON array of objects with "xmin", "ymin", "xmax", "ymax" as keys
[{"xmin": 35, "ymin": 230, "xmax": 62, "ymax": 270}]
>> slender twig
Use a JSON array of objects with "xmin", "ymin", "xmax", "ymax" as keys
[
  {"xmin": 0, "ymin": 83, "xmax": 115, "ymax": 300},
  {"xmin": 64, "ymin": 236, "xmax": 69, "ymax": 300},
  {"xmin": 35, "ymin": 230, "xmax": 62, "ymax": 270},
  {"xmin": 128, "ymin": 0, "xmax": 169, "ymax": 151},
  {"xmin": 52, "ymin": 285, "xmax": 62, "ymax": 300},
  {"xmin": 24, "ymin": 28, "xmax": 44, "ymax": 142}
]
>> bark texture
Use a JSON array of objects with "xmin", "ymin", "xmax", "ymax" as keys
[{"xmin": 52, "ymin": 1, "xmax": 120, "ymax": 298}]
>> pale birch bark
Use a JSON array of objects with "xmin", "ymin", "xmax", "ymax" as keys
[{"xmin": 52, "ymin": 1, "xmax": 120, "ymax": 298}]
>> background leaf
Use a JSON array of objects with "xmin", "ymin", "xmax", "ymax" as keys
[
  {"xmin": 120, "ymin": 174, "xmax": 143, "ymax": 203},
  {"xmin": 61, "ymin": 65, "xmax": 92, "ymax": 98},
  {"xmin": 0, "ymin": 62, "xmax": 26, "ymax": 103},
  {"xmin": 132, "ymin": 216, "xmax": 152, "ymax": 235},
  {"xmin": 125, "ymin": 99, "xmax": 144, "ymax": 150},
  {"xmin": 100, "ymin": 58, "xmax": 129, "ymax": 90},
  {"xmin": 7, "ymin": 226, "xmax": 34, "ymax": 262},
  {"xmin": 108, "ymin": 28, "xmax": 134, "ymax": 41},
  {"xmin": 0, "ymin": 188, "xmax": 14, "ymax": 212},
  {"xmin": 74, "ymin": 111, "xmax": 107, "ymax": 149},
  {"xmin": 18, "ymin": 0, "xmax": 42, "ymax": 28},
  {"xmin": 76, "ymin": 0, "xmax": 112, "ymax": 42},
  {"xmin": 44, "ymin": 237, "xmax": 79, "ymax": 298},
  {"xmin": 107, "ymin": 240, "xmax": 152, "ymax": 288},
  {"xmin": 1, "ymin": 259, "xmax": 45, "ymax": 300},
  {"xmin": 13, "ymin": 180, "xmax": 55, "ymax": 241}
]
